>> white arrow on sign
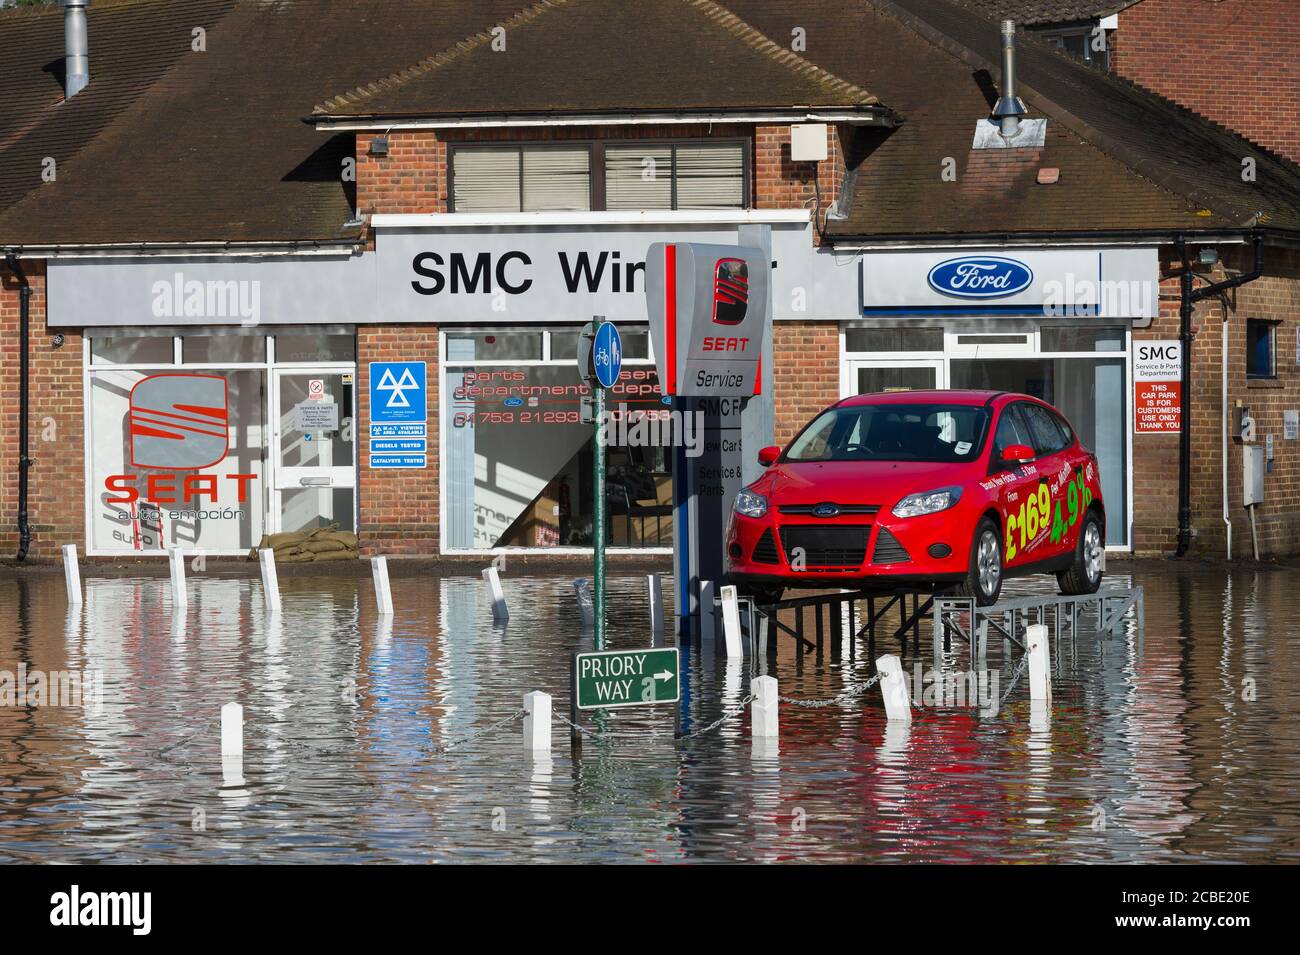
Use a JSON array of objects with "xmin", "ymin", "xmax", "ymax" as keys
[{"xmin": 653, "ymin": 670, "xmax": 673, "ymax": 682}]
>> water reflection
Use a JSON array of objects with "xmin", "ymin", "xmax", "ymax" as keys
[{"xmin": 0, "ymin": 564, "xmax": 1296, "ymax": 862}]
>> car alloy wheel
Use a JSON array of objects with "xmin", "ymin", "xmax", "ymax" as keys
[
  {"xmin": 976, "ymin": 528, "xmax": 1001, "ymax": 598},
  {"xmin": 1083, "ymin": 521, "xmax": 1103, "ymax": 584}
]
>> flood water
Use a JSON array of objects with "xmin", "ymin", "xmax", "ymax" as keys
[{"xmin": 0, "ymin": 563, "xmax": 1296, "ymax": 864}]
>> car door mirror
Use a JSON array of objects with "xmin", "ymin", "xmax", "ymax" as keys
[
  {"xmin": 1001, "ymin": 443, "xmax": 1035, "ymax": 464},
  {"xmin": 757, "ymin": 446, "xmax": 781, "ymax": 467}
]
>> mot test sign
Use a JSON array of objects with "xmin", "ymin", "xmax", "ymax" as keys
[{"xmin": 1134, "ymin": 340, "xmax": 1182, "ymax": 433}]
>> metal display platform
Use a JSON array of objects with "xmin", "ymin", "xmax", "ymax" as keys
[{"xmin": 729, "ymin": 585, "xmax": 1145, "ymax": 662}]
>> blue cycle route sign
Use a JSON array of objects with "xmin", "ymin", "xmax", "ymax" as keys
[{"xmin": 592, "ymin": 322, "xmax": 622, "ymax": 390}]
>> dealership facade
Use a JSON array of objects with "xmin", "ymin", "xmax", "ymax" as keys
[{"xmin": 2, "ymin": 0, "xmax": 1299, "ymax": 562}]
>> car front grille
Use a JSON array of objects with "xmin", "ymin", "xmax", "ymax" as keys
[
  {"xmin": 779, "ymin": 525, "xmax": 870, "ymax": 568},
  {"xmin": 872, "ymin": 526, "xmax": 911, "ymax": 565},
  {"xmin": 751, "ymin": 528, "xmax": 780, "ymax": 564},
  {"xmin": 778, "ymin": 503, "xmax": 879, "ymax": 516}
]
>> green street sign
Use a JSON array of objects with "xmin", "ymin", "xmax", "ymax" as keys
[{"xmin": 573, "ymin": 648, "xmax": 680, "ymax": 710}]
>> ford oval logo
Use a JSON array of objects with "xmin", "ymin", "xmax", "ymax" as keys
[
  {"xmin": 503, "ymin": 397, "xmax": 523, "ymax": 408},
  {"xmin": 927, "ymin": 256, "xmax": 1033, "ymax": 299},
  {"xmin": 812, "ymin": 502, "xmax": 840, "ymax": 518}
]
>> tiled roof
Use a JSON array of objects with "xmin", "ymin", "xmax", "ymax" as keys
[
  {"xmin": 1, "ymin": 0, "xmax": 1296, "ymax": 247},
  {"xmin": 724, "ymin": 0, "xmax": 1300, "ymax": 238},
  {"xmin": 0, "ymin": 0, "xmax": 540, "ymax": 247},
  {"xmin": 955, "ymin": 0, "xmax": 1138, "ymax": 27},
  {"xmin": 313, "ymin": 0, "xmax": 882, "ymax": 120}
]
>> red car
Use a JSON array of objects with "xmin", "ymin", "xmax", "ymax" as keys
[{"xmin": 726, "ymin": 390, "xmax": 1105, "ymax": 606}]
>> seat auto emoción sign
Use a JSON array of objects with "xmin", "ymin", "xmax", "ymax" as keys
[{"xmin": 106, "ymin": 373, "xmax": 255, "ymax": 508}]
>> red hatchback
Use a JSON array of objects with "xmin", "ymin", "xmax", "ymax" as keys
[{"xmin": 726, "ymin": 390, "xmax": 1105, "ymax": 606}]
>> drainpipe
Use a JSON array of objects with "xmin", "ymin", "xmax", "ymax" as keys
[
  {"xmin": 1222, "ymin": 307, "xmax": 1231, "ymax": 558},
  {"xmin": 1173, "ymin": 234, "xmax": 1264, "ymax": 558},
  {"xmin": 4, "ymin": 252, "xmax": 32, "ymax": 561}
]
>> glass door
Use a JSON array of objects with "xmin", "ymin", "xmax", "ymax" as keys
[
  {"xmin": 848, "ymin": 359, "xmax": 946, "ymax": 394},
  {"xmin": 271, "ymin": 370, "xmax": 356, "ymax": 533}
]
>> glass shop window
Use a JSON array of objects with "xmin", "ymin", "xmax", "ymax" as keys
[
  {"xmin": 452, "ymin": 147, "xmax": 592, "ymax": 213},
  {"xmin": 90, "ymin": 335, "xmax": 174, "ymax": 365},
  {"xmin": 443, "ymin": 328, "xmax": 670, "ymax": 550}
]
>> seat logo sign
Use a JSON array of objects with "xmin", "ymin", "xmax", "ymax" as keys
[
  {"xmin": 712, "ymin": 257, "xmax": 749, "ymax": 325},
  {"xmin": 927, "ymin": 256, "xmax": 1033, "ymax": 299},
  {"xmin": 129, "ymin": 374, "xmax": 229, "ymax": 470}
]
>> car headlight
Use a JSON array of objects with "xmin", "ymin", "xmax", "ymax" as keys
[
  {"xmin": 891, "ymin": 486, "xmax": 963, "ymax": 519},
  {"xmin": 733, "ymin": 489, "xmax": 768, "ymax": 519}
]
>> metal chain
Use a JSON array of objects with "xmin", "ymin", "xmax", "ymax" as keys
[
  {"xmin": 999, "ymin": 654, "xmax": 1031, "ymax": 708},
  {"xmin": 428, "ymin": 707, "xmax": 527, "ymax": 755},
  {"xmin": 154, "ymin": 718, "xmax": 219, "ymax": 761},
  {"xmin": 778, "ymin": 671, "xmax": 883, "ymax": 708},
  {"xmin": 554, "ymin": 712, "xmax": 649, "ymax": 741},
  {"xmin": 675, "ymin": 692, "xmax": 757, "ymax": 740}
]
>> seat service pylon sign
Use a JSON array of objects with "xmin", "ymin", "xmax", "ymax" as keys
[
  {"xmin": 644, "ymin": 242, "xmax": 770, "ymax": 397},
  {"xmin": 369, "ymin": 361, "xmax": 427, "ymax": 468}
]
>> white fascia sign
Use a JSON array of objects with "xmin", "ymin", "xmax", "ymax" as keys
[{"xmin": 861, "ymin": 248, "xmax": 1159, "ymax": 319}]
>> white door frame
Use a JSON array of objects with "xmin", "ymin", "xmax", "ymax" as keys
[
  {"xmin": 268, "ymin": 367, "xmax": 358, "ymax": 534},
  {"xmin": 842, "ymin": 357, "xmax": 947, "ymax": 396}
]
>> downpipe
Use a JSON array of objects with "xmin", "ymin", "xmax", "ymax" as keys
[
  {"xmin": 4, "ymin": 252, "xmax": 32, "ymax": 561},
  {"xmin": 1174, "ymin": 234, "xmax": 1264, "ymax": 558}
]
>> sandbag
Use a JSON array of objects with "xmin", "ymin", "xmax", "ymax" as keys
[{"xmin": 248, "ymin": 524, "xmax": 359, "ymax": 562}]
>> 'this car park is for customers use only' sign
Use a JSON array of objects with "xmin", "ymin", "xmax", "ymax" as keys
[{"xmin": 1134, "ymin": 340, "xmax": 1182, "ymax": 434}]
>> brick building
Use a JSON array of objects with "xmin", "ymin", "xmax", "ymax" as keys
[{"xmin": 1, "ymin": 0, "xmax": 1298, "ymax": 567}]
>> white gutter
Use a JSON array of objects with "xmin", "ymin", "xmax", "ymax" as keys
[
  {"xmin": 1223, "ymin": 311, "xmax": 1232, "ymax": 558},
  {"xmin": 6, "ymin": 242, "xmax": 362, "ymax": 260},
  {"xmin": 832, "ymin": 235, "xmax": 1252, "ymax": 251},
  {"xmin": 371, "ymin": 209, "xmax": 810, "ymax": 229},
  {"xmin": 314, "ymin": 109, "xmax": 891, "ymax": 132}
]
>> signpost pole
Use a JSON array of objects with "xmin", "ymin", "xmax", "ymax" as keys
[{"xmin": 594, "ymin": 382, "xmax": 606, "ymax": 651}]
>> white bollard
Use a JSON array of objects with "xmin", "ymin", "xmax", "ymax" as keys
[
  {"xmin": 647, "ymin": 573, "xmax": 664, "ymax": 635},
  {"xmin": 699, "ymin": 580, "xmax": 717, "ymax": 642},
  {"xmin": 719, "ymin": 585, "xmax": 743, "ymax": 659},
  {"xmin": 876, "ymin": 654, "xmax": 912, "ymax": 722},
  {"xmin": 371, "ymin": 556, "xmax": 393, "ymax": 615},
  {"xmin": 62, "ymin": 544, "xmax": 83, "ymax": 606},
  {"xmin": 751, "ymin": 675, "xmax": 779, "ymax": 739},
  {"xmin": 221, "ymin": 702, "xmax": 243, "ymax": 757},
  {"xmin": 523, "ymin": 690, "xmax": 552, "ymax": 753},
  {"xmin": 483, "ymin": 566, "xmax": 508, "ymax": 622},
  {"xmin": 574, "ymin": 579, "xmax": 594, "ymax": 628},
  {"xmin": 168, "ymin": 546, "xmax": 187, "ymax": 609},
  {"xmin": 1026, "ymin": 623, "xmax": 1052, "ymax": 702},
  {"xmin": 259, "ymin": 548, "xmax": 281, "ymax": 613}
]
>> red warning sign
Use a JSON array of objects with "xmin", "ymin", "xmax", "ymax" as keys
[{"xmin": 1134, "ymin": 340, "xmax": 1182, "ymax": 433}]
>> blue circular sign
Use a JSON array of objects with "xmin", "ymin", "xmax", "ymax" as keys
[
  {"xmin": 592, "ymin": 321, "xmax": 622, "ymax": 390},
  {"xmin": 503, "ymin": 397, "xmax": 524, "ymax": 408}
]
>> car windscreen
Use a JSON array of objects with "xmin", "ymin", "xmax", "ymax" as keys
[{"xmin": 785, "ymin": 403, "xmax": 990, "ymax": 463}]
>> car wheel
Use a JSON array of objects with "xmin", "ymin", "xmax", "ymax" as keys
[
  {"xmin": 959, "ymin": 517, "xmax": 1003, "ymax": 607},
  {"xmin": 1058, "ymin": 510, "xmax": 1104, "ymax": 595}
]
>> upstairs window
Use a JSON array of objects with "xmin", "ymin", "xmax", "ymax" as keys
[
  {"xmin": 1246, "ymin": 319, "xmax": 1277, "ymax": 379},
  {"xmin": 452, "ymin": 146, "xmax": 591, "ymax": 213},
  {"xmin": 605, "ymin": 142, "xmax": 745, "ymax": 210}
]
